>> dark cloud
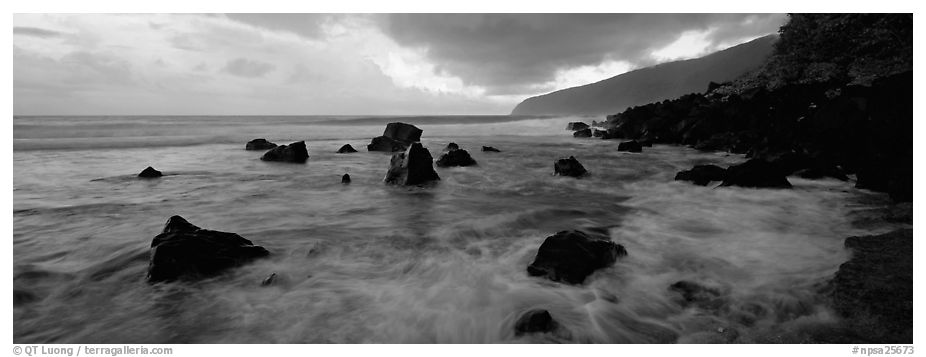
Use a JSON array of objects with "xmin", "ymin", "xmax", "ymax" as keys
[
  {"xmin": 377, "ymin": 14, "xmax": 787, "ymax": 95},
  {"xmin": 13, "ymin": 26, "xmax": 64, "ymax": 38},
  {"xmin": 223, "ymin": 58, "xmax": 276, "ymax": 78}
]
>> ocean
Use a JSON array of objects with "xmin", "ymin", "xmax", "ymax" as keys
[{"xmin": 12, "ymin": 115, "xmax": 903, "ymax": 343}]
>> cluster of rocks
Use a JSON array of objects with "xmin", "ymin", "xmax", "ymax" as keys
[
  {"xmin": 675, "ymin": 159, "xmax": 793, "ymax": 188},
  {"xmin": 368, "ymin": 122, "xmax": 423, "ymax": 152},
  {"xmin": 598, "ymin": 71, "xmax": 911, "ymax": 202},
  {"xmin": 260, "ymin": 141, "xmax": 309, "ymax": 163}
]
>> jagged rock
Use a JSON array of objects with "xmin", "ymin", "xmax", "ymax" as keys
[
  {"xmin": 436, "ymin": 148, "xmax": 477, "ymax": 167},
  {"xmin": 444, "ymin": 142, "xmax": 460, "ymax": 151},
  {"xmin": 341, "ymin": 174, "xmax": 351, "ymax": 184},
  {"xmin": 138, "ymin": 166, "xmax": 162, "ymax": 178},
  {"xmin": 618, "ymin": 140, "xmax": 643, "ymax": 153},
  {"xmin": 367, "ymin": 122, "xmax": 423, "ymax": 152},
  {"xmin": 384, "ymin": 143, "xmax": 440, "ymax": 185},
  {"xmin": 527, "ymin": 230, "xmax": 627, "ymax": 284},
  {"xmin": 147, "ymin": 216, "xmax": 270, "ymax": 283},
  {"xmin": 336, "ymin": 144, "xmax": 357, "ymax": 153},
  {"xmin": 482, "ymin": 146, "xmax": 501, "ymax": 152},
  {"xmin": 566, "ymin": 122, "xmax": 589, "ymax": 131},
  {"xmin": 260, "ymin": 141, "xmax": 309, "ymax": 163},
  {"xmin": 675, "ymin": 165, "xmax": 727, "ymax": 186},
  {"xmin": 829, "ymin": 229, "xmax": 912, "ymax": 343},
  {"xmin": 720, "ymin": 159, "xmax": 792, "ymax": 188},
  {"xmin": 514, "ymin": 309, "xmax": 558, "ymax": 336},
  {"xmin": 573, "ymin": 128, "xmax": 592, "ymax": 138},
  {"xmin": 245, "ymin": 138, "xmax": 277, "ymax": 151},
  {"xmin": 554, "ymin": 156, "xmax": 588, "ymax": 177}
]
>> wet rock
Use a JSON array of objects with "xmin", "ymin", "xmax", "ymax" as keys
[
  {"xmin": 260, "ymin": 141, "xmax": 309, "ymax": 163},
  {"xmin": 514, "ymin": 309, "xmax": 558, "ymax": 336},
  {"xmin": 245, "ymin": 138, "xmax": 277, "ymax": 151},
  {"xmin": 566, "ymin": 122, "xmax": 589, "ymax": 131},
  {"xmin": 554, "ymin": 156, "xmax": 588, "ymax": 178},
  {"xmin": 444, "ymin": 142, "xmax": 460, "ymax": 151},
  {"xmin": 436, "ymin": 148, "xmax": 477, "ymax": 167},
  {"xmin": 138, "ymin": 166, "xmax": 163, "ymax": 178},
  {"xmin": 592, "ymin": 129, "xmax": 606, "ymax": 138},
  {"xmin": 527, "ymin": 230, "xmax": 627, "ymax": 285},
  {"xmin": 573, "ymin": 128, "xmax": 592, "ymax": 138},
  {"xmin": 668, "ymin": 281, "xmax": 726, "ymax": 310},
  {"xmin": 336, "ymin": 144, "xmax": 357, "ymax": 153},
  {"xmin": 794, "ymin": 164, "xmax": 848, "ymax": 181},
  {"xmin": 829, "ymin": 229, "xmax": 912, "ymax": 343},
  {"xmin": 341, "ymin": 174, "xmax": 351, "ymax": 184},
  {"xmin": 384, "ymin": 142, "xmax": 440, "ymax": 185},
  {"xmin": 261, "ymin": 273, "xmax": 277, "ymax": 286},
  {"xmin": 720, "ymin": 159, "xmax": 792, "ymax": 188},
  {"xmin": 617, "ymin": 140, "xmax": 643, "ymax": 153},
  {"xmin": 482, "ymin": 146, "xmax": 501, "ymax": 152},
  {"xmin": 147, "ymin": 216, "xmax": 270, "ymax": 283},
  {"xmin": 675, "ymin": 165, "xmax": 727, "ymax": 186},
  {"xmin": 367, "ymin": 122, "xmax": 423, "ymax": 152}
]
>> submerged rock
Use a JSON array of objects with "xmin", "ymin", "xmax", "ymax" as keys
[
  {"xmin": 720, "ymin": 159, "xmax": 792, "ymax": 188},
  {"xmin": 436, "ymin": 148, "xmax": 477, "ymax": 167},
  {"xmin": 668, "ymin": 281, "xmax": 726, "ymax": 310},
  {"xmin": 675, "ymin": 165, "xmax": 727, "ymax": 186},
  {"xmin": 147, "ymin": 216, "xmax": 270, "ymax": 283},
  {"xmin": 138, "ymin": 166, "xmax": 162, "ymax": 178},
  {"xmin": 527, "ymin": 230, "xmax": 626, "ymax": 284},
  {"xmin": 384, "ymin": 142, "xmax": 440, "ymax": 185},
  {"xmin": 261, "ymin": 273, "xmax": 277, "ymax": 286},
  {"xmin": 554, "ymin": 156, "xmax": 588, "ymax": 177},
  {"xmin": 566, "ymin": 122, "xmax": 589, "ymax": 131},
  {"xmin": 341, "ymin": 174, "xmax": 351, "ymax": 184},
  {"xmin": 514, "ymin": 309, "xmax": 559, "ymax": 336},
  {"xmin": 482, "ymin": 146, "xmax": 501, "ymax": 152},
  {"xmin": 260, "ymin": 141, "xmax": 309, "ymax": 163},
  {"xmin": 245, "ymin": 138, "xmax": 277, "ymax": 151},
  {"xmin": 573, "ymin": 128, "xmax": 592, "ymax": 138},
  {"xmin": 368, "ymin": 122, "xmax": 423, "ymax": 152},
  {"xmin": 617, "ymin": 140, "xmax": 643, "ymax": 153},
  {"xmin": 829, "ymin": 229, "xmax": 912, "ymax": 343},
  {"xmin": 336, "ymin": 144, "xmax": 358, "ymax": 153}
]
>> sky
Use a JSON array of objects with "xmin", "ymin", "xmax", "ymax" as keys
[{"xmin": 13, "ymin": 13, "xmax": 788, "ymax": 115}]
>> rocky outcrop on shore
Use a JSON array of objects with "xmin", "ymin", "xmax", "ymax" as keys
[
  {"xmin": 720, "ymin": 159, "xmax": 792, "ymax": 189},
  {"xmin": 245, "ymin": 139, "xmax": 277, "ymax": 151},
  {"xmin": 368, "ymin": 122, "xmax": 423, "ymax": 152},
  {"xmin": 384, "ymin": 142, "xmax": 440, "ymax": 185},
  {"xmin": 527, "ymin": 230, "xmax": 627, "ymax": 285},
  {"xmin": 566, "ymin": 122, "xmax": 589, "ymax": 131},
  {"xmin": 828, "ymin": 229, "xmax": 912, "ymax": 343},
  {"xmin": 138, "ymin": 166, "xmax": 162, "ymax": 178},
  {"xmin": 260, "ymin": 141, "xmax": 309, "ymax": 163},
  {"xmin": 147, "ymin": 215, "xmax": 270, "ymax": 283}
]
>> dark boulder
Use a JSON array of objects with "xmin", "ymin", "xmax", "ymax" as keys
[
  {"xmin": 514, "ymin": 309, "xmax": 558, "ymax": 336},
  {"xmin": 444, "ymin": 142, "xmax": 460, "ymax": 151},
  {"xmin": 829, "ymin": 229, "xmax": 912, "ymax": 343},
  {"xmin": 261, "ymin": 273, "xmax": 277, "ymax": 286},
  {"xmin": 573, "ymin": 128, "xmax": 592, "ymax": 138},
  {"xmin": 384, "ymin": 142, "xmax": 440, "ymax": 185},
  {"xmin": 566, "ymin": 122, "xmax": 589, "ymax": 131},
  {"xmin": 336, "ymin": 144, "xmax": 357, "ymax": 153},
  {"xmin": 482, "ymin": 146, "xmax": 501, "ymax": 152},
  {"xmin": 147, "ymin": 216, "xmax": 270, "ymax": 283},
  {"xmin": 592, "ymin": 129, "xmax": 606, "ymax": 138},
  {"xmin": 675, "ymin": 165, "xmax": 727, "ymax": 186},
  {"xmin": 383, "ymin": 122, "xmax": 423, "ymax": 143},
  {"xmin": 260, "ymin": 141, "xmax": 309, "ymax": 163},
  {"xmin": 245, "ymin": 138, "xmax": 277, "ymax": 151},
  {"xmin": 436, "ymin": 148, "xmax": 477, "ymax": 167},
  {"xmin": 527, "ymin": 230, "xmax": 627, "ymax": 285},
  {"xmin": 617, "ymin": 140, "xmax": 643, "ymax": 153},
  {"xmin": 720, "ymin": 159, "xmax": 792, "ymax": 188},
  {"xmin": 341, "ymin": 174, "xmax": 351, "ymax": 184},
  {"xmin": 553, "ymin": 156, "xmax": 588, "ymax": 177},
  {"xmin": 795, "ymin": 164, "xmax": 848, "ymax": 181},
  {"xmin": 138, "ymin": 166, "xmax": 162, "ymax": 178},
  {"xmin": 367, "ymin": 136, "xmax": 408, "ymax": 152},
  {"xmin": 367, "ymin": 122, "xmax": 423, "ymax": 152}
]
